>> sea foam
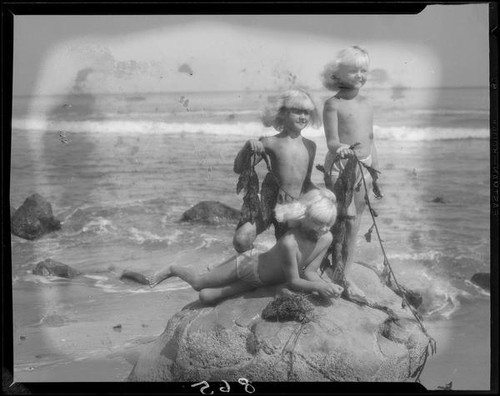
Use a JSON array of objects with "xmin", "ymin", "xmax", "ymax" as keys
[{"xmin": 12, "ymin": 117, "xmax": 488, "ymax": 140}]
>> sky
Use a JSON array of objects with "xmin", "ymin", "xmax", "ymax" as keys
[{"xmin": 12, "ymin": 3, "xmax": 489, "ymax": 95}]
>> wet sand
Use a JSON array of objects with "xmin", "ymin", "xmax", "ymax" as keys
[
  {"xmin": 13, "ymin": 278, "xmax": 490, "ymax": 390},
  {"xmin": 13, "ymin": 280, "xmax": 198, "ymax": 382}
]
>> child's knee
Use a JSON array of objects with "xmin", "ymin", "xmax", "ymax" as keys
[
  {"xmin": 199, "ymin": 289, "xmax": 219, "ymax": 304},
  {"xmin": 233, "ymin": 237, "xmax": 253, "ymax": 254},
  {"xmin": 233, "ymin": 223, "xmax": 256, "ymax": 253}
]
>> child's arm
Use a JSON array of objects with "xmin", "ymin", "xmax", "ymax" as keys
[
  {"xmin": 233, "ymin": 139, "xmax": 264, "ymax": 174},
  {"xmin": 280, "ymin": 235, "xmax": 340, "ymax": 298},
  {"xmin": 301, "ymin": 234, "xmax": 343, "ymax": 298},
  {"xmin": 323, "ymin": 99, "xmax": 353, "ymax": 159}
]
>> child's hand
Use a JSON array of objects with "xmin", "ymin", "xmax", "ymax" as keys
[
  {"xmin": 317, "ymin": 281, "xmax": 343, "ymax": 299},
  {"xmin": 336, "ymin": 144, "xmax": 354, "ymax": 159},
  {"xmin": 247, "ymin": 139, "xmax": 265, "ymax": 155}
]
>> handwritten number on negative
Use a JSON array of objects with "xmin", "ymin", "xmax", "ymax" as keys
[
  {"xmin": 238, "ymin": 378, "xmax": 255, "ymax": 394},
  {"xmin": 191, "ymin": 378, "xmax": 255, "ymax": 394},
  {"xmin": 191, "ymin": 381, "xmax": 214, "ymax": 395},
  {"xmin": 219, "ymin": 381, "xmax": 230, "ymax": 393}
]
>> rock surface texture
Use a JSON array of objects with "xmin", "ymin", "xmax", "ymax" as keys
[
  {"xmin": 129, "ymin": 264, "xmax": 429, "ymax": 382},
  {"xmin": 180, "ymin": 201, "xmax": 240, "ymax": 225},
  {"xmin": 11, "ymin": 194, "xmax": 61, "ymax": 240}
]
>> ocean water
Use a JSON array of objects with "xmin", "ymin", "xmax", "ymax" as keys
[{"xmin": 10, "ymin": 87, "xmax": 491, "ymax": 388}]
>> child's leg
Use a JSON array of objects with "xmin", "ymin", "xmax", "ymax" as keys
[
  {"xmin": 233, "ymin": 221, "xmax": 257, "ymax": 253},
  {"xmin": 342, "ymin": 186, "xmax": 368, "ymax": 300},
  {"xmin": 150, "ymin": 255, "xmax": 240, "ymax": 290},
  {"xmin": 199, "ymin": 280, "xmax": 256, "ymax": 304},
  {"xmin": 148, "ymin": 265, "xmax": 175, "ymax": 287}
]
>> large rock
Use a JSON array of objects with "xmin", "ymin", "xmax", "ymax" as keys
[
  {"xmin": 471, "ymin": 272, "xmax": 489, "ymax": 291},
  {"xmin": 33, "ymin": 259, "xmax": 81, "ymax": 278},
  {"xmin": 129, "ymin": 264, "xmax": 430, "ymax": 382},
  {"xmin": 181, "ymin": 201, "xmax": 240, "ymax": 224},
  {"xmin": 11, "ymin": 194, "xmax": 61, "ymax": 240}
]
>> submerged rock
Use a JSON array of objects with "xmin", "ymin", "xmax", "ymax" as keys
[
  {"xmin": 471, "ymin": 273, "xmax": 489, "ymax": 291},
  {"xmin": 393, "ymin": 286, "xmax": 423, "ymax": 310},
  {"xmin": 129, "ymin": 263, "xmax": 430, "ymax": 382},
  {"xmin": 11, "ymin": 194, "xmax": 61, "ymax": 240},
  {"xmin": 120, "ymin": 270, "xmax": 150, "ymax": 285},
  {"xmin": 181, "ymin": 201, "xmax": 240, "ymax": 224},
  {"xmin": 33, "ymin": 259, "xmax": 81, "ymax": 278},
  {"xmin": 431, "ymin": 197, "xmax": 446, "ymax": 204}
]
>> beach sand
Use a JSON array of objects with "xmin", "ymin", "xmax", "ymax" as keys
[
  {"xmin": 13, "ymin": 279, "xmax": 490, "ymax": 390},
  {"xmin": 13, "ymin": 281, "xmax": 198, "ymax": 382}
]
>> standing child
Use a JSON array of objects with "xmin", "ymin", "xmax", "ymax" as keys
[
  {"xmin": 148, "ymin": 188, "xmax": 344, "ymax": 304},
  {"xmin": 232, "ymin": 89, "xmax": 321, "ymax": 253},
  {"xmin": 320, "ymin": 46, "xmax": 383, "ymax": 301}
]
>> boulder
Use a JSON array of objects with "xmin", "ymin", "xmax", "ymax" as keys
[
  {"xmin": 11, "ymin": 194, "xmax": 61, "ymax": 240},
  {"xmin": 129, "ymin": 264, "xmax": 430, "ymax": 382},
  {"xmin": 471, "ymin": 273, "xmax": 489, "ymax": 291},
  {"xmin": 181, "ymin": 201, "xmax": 240, "ymax": 224},
  {"xmin": 33, "ymin": 259, "xmax": 81, "ymax": 278}
]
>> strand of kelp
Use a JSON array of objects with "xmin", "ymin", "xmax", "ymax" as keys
[
  {"xmin": 317, "ymin": 143, "xmax": 436, "ymax": 381},
  {"xmin": 354, "ymin": 154, "xmax": 437, "ymax": 382},
  {"xmin": 236, "ymin": 152, "xmax": 298, "ymax": 227},
  {"xmin": 354, "ymin": 155, "xmax": 437, "ymax": 382}
]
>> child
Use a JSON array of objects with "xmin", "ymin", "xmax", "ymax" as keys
[
  {"xmin": 232, "ymin": 88, "xmax": 321, "ymax": 253},
  {"xmin": 148, "ymin": 188, "xmax": 344, "ymax": 304},
  {"xmin": 320, "ymin": 46, "xmax": 383, "ymax": 301}
]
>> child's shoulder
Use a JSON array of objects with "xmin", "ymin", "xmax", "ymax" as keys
[
  {"xmin": 324, "ymin": 96, "xmax": 342, "ymax": 109},
  {"xmin": 278, "ymin": 231, "xmax": 299, "ymax": 249}
]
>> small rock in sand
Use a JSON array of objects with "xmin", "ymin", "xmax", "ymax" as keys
[{"xmin": 33, "ymin": 259, "xmax": 81, "ymax": 279}]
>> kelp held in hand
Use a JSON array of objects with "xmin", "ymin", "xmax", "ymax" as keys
[
  {"xmin": 323, "ymin": 157, "xmax": 358, "ymax": 286},
  {"xmin": 237, "ymin": 156, "xmax": 261, "ymax": 225},
  {"xmin": 260, "ymin": 173, "xmax": 279, "ymax": 226}
]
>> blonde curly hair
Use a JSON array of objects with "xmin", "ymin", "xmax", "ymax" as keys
[
  {"xmin": 320, "ymin": 46, "xmax": 370, "ymax": 91},
  {"xmin": 274, "ymin": 188, "xmax": 337, "ymax": 228},
  {"xmin": 261, "ymin": 88, "xmax": 322, "ymax": 131}
]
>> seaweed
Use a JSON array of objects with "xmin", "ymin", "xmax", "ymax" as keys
[
  {"xmin": 260, "ymin": 173, "xmax": 279, "ymax": 227},
  {"xmin": 323, "ymin": 156, "xmax": 358, "ymax": 286},
  {"xmin": 237, "ymin": 158, "xmax": 261, "ymax": 225},
  {"xmin": 262, "ymin": 293, "xmax": 315, "ymax": 323},
  {"xmin": 262, "ymin": 293, "xmax": 317, "ymax": 380}
]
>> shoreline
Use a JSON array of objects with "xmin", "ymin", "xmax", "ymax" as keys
[{"xmin": 13, "ymin": 280, "xmax": 490, "ymax": 390}]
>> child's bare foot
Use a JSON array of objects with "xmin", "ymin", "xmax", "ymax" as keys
[
  {"xmin": 332, "ymin": 283, "xmax": 344, "ymax": 297},
  {"xmin": 147, "ymin": 266, "xmax": 173, "ymax": 288},
  {"xmin": 343, "ymin": 280, "xmax": 369, "ymax": 304}
]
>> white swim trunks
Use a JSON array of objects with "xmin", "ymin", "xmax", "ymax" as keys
[
  {"xmin": 324, "ymin": 151, "xmax": 373, "ymax": 185},
  {"xmin": 236, "ymin": 248, "xmax": 264, "ymax": 287}
]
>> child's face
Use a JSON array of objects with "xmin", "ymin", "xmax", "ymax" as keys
[
  {"xmin": 301, "ymin": 217, "xmax": 330, "ymax": 239},
  {"xmin": 283, "ymin": 108, "xmax": 311, "ymax": 132},
  {"xmin": 336, "ymin": 63, "xmax": 368, "ymax": 89}
]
